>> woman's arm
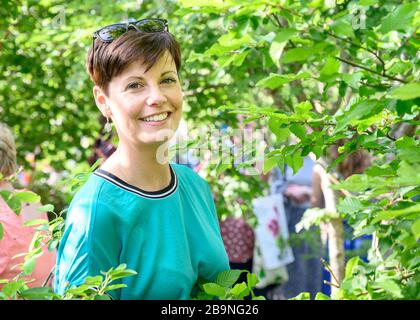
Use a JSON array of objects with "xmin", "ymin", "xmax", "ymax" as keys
[{"xmin": 54, "ymin": 198, "xmax": 121, "ymax": 299}]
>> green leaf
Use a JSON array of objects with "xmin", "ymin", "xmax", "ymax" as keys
[
  {"xmin": 345, "ymin": 256, "xmax": 361, "ymax": 278},
  {"xmin": 232, "ymin": 48, "xmax": 250, "ymax": 66},
  {"xmin": 388, "ymin": 83, "xmax": 420, "ymax": 101},
  {"xmin": 2, "ymin": 280, "xmax": 25, "ymax": 297},
  {"xmin": 36, "ymin": 204, "xmax": 55, "ymax": 212},
  {"xmin": 94, "ymin": 294, "xmax": 112, "ymax": 300},
  {"xmin": 358, "ymin": 0, "xmax": 377, "ymax": 6},
  {"xmin": 269, "ymin": 40, "xmax": 286, "ymax": 68},
  {"xmin": 219, "ymin": 48, "xmax": 251, "ymax": 68},
  {"xmin": 289, "ymin": 124, "xmax": 307, "ymax": 141},
  {"xmin": 411, "ymin": 219, "xmax": 420, "ymax": 240},
  {"xmin": 337, "ymin": 197, "xmax": 364, "ymax": 214},
  {"xmin": 271, "ymin": 28, "xmax": 297, "ymax": 43},
  {"xmin": 24, "ymin": 219, "xmax": 49, "ymax": 227},
  {"xmin": 19, "ymin": 287, "xmax": 56, "ymax": 300},
  {"xmin": 269, "ymin": 29, "xmax": 297, "ymax": 67},
  {"xmin": 0, "ymin": 222, "xmax": 3, "ymax": 241},
  {"xmin": 342, "ymin": 72, "xmax": 363, "ymax": 88},
  {"xmin": 108, "ymin": 270, "xmax": 138, "ymax": 281},
  {"xmin": 252, "ymin": 295, "xmax": 266, "ymax": 300},
  {"xmin": 285, "ymin": 151, "xmax": 303, "ymax": 175},
  {"xmin": 379, "ymin": 3, "xmax": 418, "ymax": 33},
  {"xmin": 289, "ymin": 292, "xmax": 311, "ymax": 300},
  {"xmin": 215, "ymin": 162, "xmax": 231, "ymax": 176},
  {"xmin": 14, "ymin": 191, "xmax": 41, "ymax": 203},
  {"xmin": 376, "ymin": 203, "xmax": 420, "ymax": 221},
  {"xmin": 330, "ymin": 18, "xmax": 355, "ymax": 38},
  {"xmin": 395, "ymin": 161, "xmax": 420, "ymax": 186},
  {"xmin": 230, "ymin": 282, "xmax": 249, "ymax": 297},
  {"xmin": 104, "ymin": 284, "xmax": 127, "ymax": 292},
  {"xmin": 374, "ymin": 279, "xmax": 402, "ymax": 298},
  {"xmin": 215, "ymin": 269, "xmax": 244, "ymax": 287},
  {"xmin": 247, "ymin": 272, "xmax": 258, "ymax": 288},
  {"xmin": 281, "ymin": 47, "xmax": 313, "ymax": 63},
  {"xmin": 48, "ymin": 239, "xmax": 59, "ymax": 251},
  {"xmin": 334, "ymin": 100, "xmax": 382, "ymax": 133},
  {"xmin": 294, "ymin": 101, "xmax": 312, "ymax": 116},
  {"xmin": 256, "ymin": 72, "xmax": 311, "ymax": 89},
  {"xmin": 263, "ymin": 155, "xmax": 281, "ymax": 174},
  {"xmin": 114, "ymin": 264, "xmax": 127, "ymax": 271},
  {"xmin": 203, "ymin": 283, "xmax": 228, "ymax": 297},
  {"xmin": 22, "ymin": 256, "xmax": 37, "ymax": 275},
  {"xmin": 268, "ymin": 117, "xmax": 290, "ymax": 142},
  {"xmin": 315, "ymin": 292, "xmax": 330, "ymax": 300},
  {"xmin": 320, "ymin": 56, "xmax": 340, "ymax": 76},
  {"xmin": 218, "ymin": 32, "xmax": 253, "ymax": 49},
  {"xmin": 84, "ymin": 276, "xmax": 103, "ymax": 286}
]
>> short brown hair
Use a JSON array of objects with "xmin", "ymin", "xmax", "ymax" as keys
[{"xmin": 86, "ymin": 30, "xmax": 182, "ymax": 95}]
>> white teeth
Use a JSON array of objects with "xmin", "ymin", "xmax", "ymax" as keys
[{"xmin": 141, "ymin": 112, "xmax": 169, "ymax": 122}]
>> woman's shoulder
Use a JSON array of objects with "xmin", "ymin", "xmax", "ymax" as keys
[
  {"xmin": 170, "ymin": 162, "xmax": 208, "ymax": 186},
  {"xmin": 67, "ymin": 172, "xmax": 116, "ymax": 215}
]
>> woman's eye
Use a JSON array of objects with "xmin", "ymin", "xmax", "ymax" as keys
[
  {"xmin": 162, "ymin": 78, "xmax": 176, "ymax": 84},
  {"xmin": 127, "ymin": 82, "xmax": 143, "ymax": 89}
]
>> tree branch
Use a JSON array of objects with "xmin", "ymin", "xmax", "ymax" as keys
[
  {"xmin": 325, "ymin": 31, "xmax": 387, "ymax": 76},
  {"xmin": 336, "ymin": 57, "xmax": 407, "ymax": 84}
]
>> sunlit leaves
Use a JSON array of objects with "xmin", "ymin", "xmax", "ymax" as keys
[
  {"xmin": 256, "ymin": 72, "xmax": 311, "ymax": 89},
  {"xmin": 321, "ymin": 56, "xmax": 340, "ymax": 75},
  {"xmin": 330, "ymin": 17, "xmax": 355, "ymax": 38},
  {"xmin": 379, "ymin": 2, "xmax": 418, "ymax": 33},
  {"xmin": 388, "ymin": 83, "xmax": 420, "ymax": 101},
  {"xmin": 269, "ymin": 28, "xmax": 297, "ymax": 67}
]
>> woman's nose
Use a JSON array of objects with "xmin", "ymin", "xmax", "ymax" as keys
[{"xmin": 146, "ymin": 86, "xmax": 167, "ymax": 106}]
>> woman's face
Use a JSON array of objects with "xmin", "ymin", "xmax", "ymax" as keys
[{"xmin": 94, "ymin": 50, "xmax": 183, "ymax": 147}]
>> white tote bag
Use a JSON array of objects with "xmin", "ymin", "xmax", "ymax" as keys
[{"xmin": 252, "ymin": 193, "xmax": 294, "ymax": 270}]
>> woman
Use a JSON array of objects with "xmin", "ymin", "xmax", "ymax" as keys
[
  {"xmin": 0, "ymin": 123, "xmax": 56, "ymax": 288},
  {"xmin": 54, "ymin": 18, "xmax": 230, "ymax": 300}
]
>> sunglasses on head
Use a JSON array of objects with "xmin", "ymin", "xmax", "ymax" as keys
[
  {"xmin": 93, "ymin": 18, "xmax": 169, "ymax": 42},
  {"xmin": 91, "ymin": 18, "xmax": 169, "ymax": 65}
]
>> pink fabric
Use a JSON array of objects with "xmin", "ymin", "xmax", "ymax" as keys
[
  {"xmin": 0, "ymin": 196, "xmax": 56, "ymax": 288},
  {"xmin": 220, "ymin": 217, "xmax": 255, "ymax": 263}
]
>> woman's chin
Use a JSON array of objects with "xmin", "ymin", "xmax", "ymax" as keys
[{"xmin": 136, "ymin": 131, "xmax": 175, "ymax": 146}]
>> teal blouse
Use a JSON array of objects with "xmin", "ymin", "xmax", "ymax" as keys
[{"xmin": 54, "ymin": 163, "xmax": 230, "ymax": 299}]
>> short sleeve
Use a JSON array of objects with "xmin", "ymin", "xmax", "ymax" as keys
[
  {"xmin": 201, "ymin": 180, "xmax": 221, "ymax": 229},
  {"xmin": 54, "ymin": 195, "xmax": 122, "ymax": 299}
]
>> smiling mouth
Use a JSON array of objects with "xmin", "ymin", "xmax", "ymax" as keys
[{"xmin": 139, "ymin": 112, "xmax": 172, "ymax": 123}]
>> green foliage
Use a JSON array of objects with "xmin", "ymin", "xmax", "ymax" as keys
[
  {"xmin": 191, "ymin": 269, "xmax": 265, "ymax": 300},
  {"xmin": 178, "ymin": 0, "xmax": 420, "ymax": 301},
  {"xmin": 62, "ymin": 264, "xmax": 137, "ymax": 300}
]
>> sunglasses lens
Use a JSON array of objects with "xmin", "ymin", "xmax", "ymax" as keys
[
  {"xmin": 98, "ymin": 25, "xmax": 127, "ymax": 41},
  {"xmin": 134, "ymin": 19, "xmax": 166, "ymax": 32}
]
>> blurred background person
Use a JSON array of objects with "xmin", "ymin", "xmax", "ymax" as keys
[
  {"xmin": 0, "ymin": 123, "xmax": 56, "ymax": 288},
  {"xmin": 270, "ymin": 156, "xmax": 324, "ymax": 299},
  {"xmin": 311, "ymin": 141, "xmax": 372, "ymax": 295}
]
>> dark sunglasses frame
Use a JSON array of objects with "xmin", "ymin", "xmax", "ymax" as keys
[{"xmin": 91, "ymin": 18, "xmax": 169, "ymax": 66}]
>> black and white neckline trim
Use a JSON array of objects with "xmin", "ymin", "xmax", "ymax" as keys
[{"xmin": 93, "ymin": 164, "xmax": 178, "ymax": 199}]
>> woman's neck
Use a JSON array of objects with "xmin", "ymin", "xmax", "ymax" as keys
[{"xmin": 101, "ymin": 142, "xmax": 172, "ymax": 192}]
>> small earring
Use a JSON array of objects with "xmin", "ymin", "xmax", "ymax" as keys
[
  {"xmin": 104, "ymin": 117, "xmax": 112, "ymax": 133},
  {"xmin": 104, "ymin": 106, "xmax": 112, "ymax": 133}
]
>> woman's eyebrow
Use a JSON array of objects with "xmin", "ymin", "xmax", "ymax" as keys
[{"xmin": 126, "ymin": 71, "xmax": 176, "ymax": 81}]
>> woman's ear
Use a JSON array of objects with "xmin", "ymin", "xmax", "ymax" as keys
[{"xmin": 93, "ymin": 85, "xmax": 110, "ymax": 117}]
